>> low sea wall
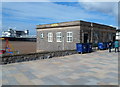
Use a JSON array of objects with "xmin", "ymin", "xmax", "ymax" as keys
[
  {"xmin": 1, "ymin": 50, "xmax": 77, "ymax": 65},
  {"xmin": 2, "ymin": 37, "xmax": 36, "ymax": 42}
]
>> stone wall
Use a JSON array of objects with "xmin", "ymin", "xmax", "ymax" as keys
[
  {"xmin": 1, "ymin": 50, "xmax": 77, "ymax": 65},
  {"xmin": 36, "ymin": 20, "xmax": 116, "ymax": 52},
  {"xmin": 37, "ymin": 26, "xmax": 80, "ymax": 52}
]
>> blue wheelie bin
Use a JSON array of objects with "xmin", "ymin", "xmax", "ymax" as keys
[
  {"xmin": 86, "ymin": 43, "xmax": 92, "ymax": 52},
  {"xmin": 98, "ymin": 42, "xmax": 106, "ymax": 50},
  {"xmin": 76, "ymin": 43, "xmax": 87, "ymax": 54}
]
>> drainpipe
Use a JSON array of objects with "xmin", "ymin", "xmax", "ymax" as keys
[
  {"xmin": 91, "ymin": 23, "xmax": 93, "ymax": 43},
  {"xmin": 62, "ymin": 36, "xmax": 64, "ymax": 50},
  {"xmin": 80, "ymin": 25, "xmax": 81, "ymax": 43},
  {"xmin": 82, "ymin": 30, "xmax": 84, "ymax": 43}
]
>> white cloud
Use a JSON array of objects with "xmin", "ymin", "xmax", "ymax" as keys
[
  {"xmin": 2, "ymin": 2, "xmax": 117, "ymax": 34},
  {"xmin": 79, "ymin": 1, "xmax": 118, "ymax": 17},
  {"xmin": 2, "ymin": 2, "xmax": 111, "ymax": 22}
]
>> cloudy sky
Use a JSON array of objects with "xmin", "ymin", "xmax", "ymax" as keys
[{"xmin": 2, "ymin": 1, "xmax": 118, "ymax": 35}]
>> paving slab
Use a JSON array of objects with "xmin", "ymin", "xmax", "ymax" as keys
[{"xmin": 1, "ymin": 50, "xmax": 118, "ymax": 85}]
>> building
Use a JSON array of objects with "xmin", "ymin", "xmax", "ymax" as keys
[
  {"xmin": 2, "ymin": 29, "xmax": 36, "ymax": 42},
  {"xmin": 2, "ymin": 29, "xmax": 15, "ymax": 37},
  {"xmin": 2, "ymin": 29, "xmax": 29, "ymax": 37},
  {"xmin": 116, "ymin": 29, "xmax": 120, "ymax": 41},
  {"xmin": 36, "ymin": 20, "xmax": 116, "ymax": 52}
]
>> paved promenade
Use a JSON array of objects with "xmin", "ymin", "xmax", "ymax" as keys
[{"xmin": 2, "ymin": 50, "xmax": 118, "ymax": 85}]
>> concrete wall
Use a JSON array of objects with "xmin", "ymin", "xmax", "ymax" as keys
[{"xmin": 2, "ymin": 41, "xmax": 36, "ymax": 54}]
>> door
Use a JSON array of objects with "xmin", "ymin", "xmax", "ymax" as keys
[{"xmin": 84, "ymin": 33, "xmax": 88, "ymax": 43}]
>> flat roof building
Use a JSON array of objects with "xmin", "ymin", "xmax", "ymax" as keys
[{"xmin": 36, "ymin": 20, "xmax": 116, "ymax": 52}]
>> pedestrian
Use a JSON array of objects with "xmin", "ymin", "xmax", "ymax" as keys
[
  {"xmin": 114, "ymin": 40, "xmax": 119, "ymax": 52},
  {"xmin": 108, "ymin": 41, "xmax": 112, "ymax": 52}
]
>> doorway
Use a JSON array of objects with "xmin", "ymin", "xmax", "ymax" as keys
[
  {"xmin": 113, "ymin": 36, "xmax": 116, "ymax": 41},
  {"xmin": 84, "ymin": 33, "xmax": 88, "ymax": 43}
]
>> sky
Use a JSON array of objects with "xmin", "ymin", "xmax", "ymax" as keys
[{"xmin": 2, "ymin": 1, "xmax": 118, "ymax": 35}]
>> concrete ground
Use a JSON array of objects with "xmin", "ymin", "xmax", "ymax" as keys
[{"xmin": 1, "ymin": 50, "xmax": 118, "ymax": 85}]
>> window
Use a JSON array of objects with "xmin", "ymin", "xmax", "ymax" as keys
[
  {"xmin": 48, "ymin": 32, "xmax": 53, "ymax": 42},
  {"xmin": 93, "ymin": 32, "xmax": 99, "ymax": 43},
  {"xmin": 56, "ymin": 32, "xmax": 62, "ymax": 42},
  {"xmin": 109, "ymin": 34, "xmax": 112, "ymax": 40},
  {"xmin": 40, "ymin": 33, "xmax": 44, "ymax": 39},
  {"xmin": 67, "ymin": 32, "xmax": 73, "ymax": 42}
]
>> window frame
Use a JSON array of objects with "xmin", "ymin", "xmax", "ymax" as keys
[
  {"xmin": 40, "ymin": 33, "xmax": 44, "ymax": 39},
  {"xmin": 48, "ymin": 32, "xmax": 53, "ymax": 42},
  {"xmin": 67, "ymin": 32, "xmax": 73, "ymax": 42},
  {"xmin": 108, "ymin": 33, "xmax": 112, "ymax": 40},
  {"xmin": 56, "ymin": 32, "xmax": 62, "ymax": 42}
]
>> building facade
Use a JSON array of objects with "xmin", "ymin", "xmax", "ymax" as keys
[
  {"xmin": 36, "ymin": 20, "xmax": 116, "ymax": 52},
  {"xmin": 116, "ymin": 29, "xmax": 120, "ymax": 41}
]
